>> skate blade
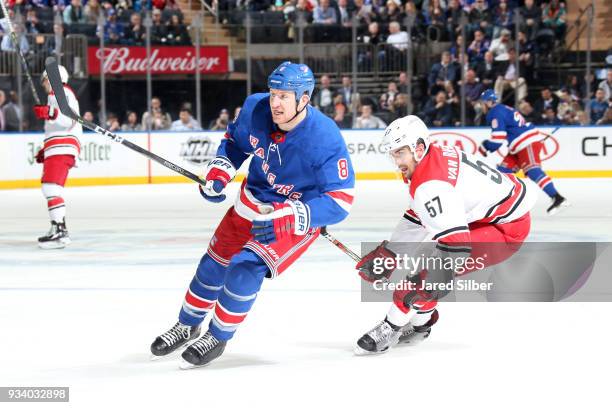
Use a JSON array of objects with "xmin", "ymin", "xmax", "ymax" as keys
[
  {"xmin": 547, "ymin": 200, "xmax": 571, "ymax": 216},
  {"xmin": 38, "ymin": 241, "xmax": 66, "ymax": 250},
  {"xmin": 353, "ymin": 344, "xmax": 390, "ymax": 356},
  {"xmin": 179, "ymin": 358, "xmax": 210, "ymax": 370}
]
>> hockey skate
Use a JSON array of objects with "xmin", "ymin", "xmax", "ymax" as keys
[
  {"xmin": 150, "ymin": 322, "xmax": 201, "ymax": 360},
  {"xmin": 546, "ymin": 194, "xmax": 569, "ymax": 215},
  {"xmin": 38, "ymin": 219, "xmax": 71, "ymax": 249},
  {"xmin": 180, "ymin": 331, "xmax": 227, "ymax": 369},
  {"xmin": 397, "ymin": 310, "xmax": 439, "ymax": 346},
  {"xmin": 354, "ymin": 319, "xmax": 402, "ymax": 355}
]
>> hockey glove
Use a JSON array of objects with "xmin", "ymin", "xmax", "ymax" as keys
[
  {"xmin": 199, "ymin": 156, "xmax": 236, "ymax": 203},
  {"xmin": 251, "ymin": 200, "xmax": 310, "ymax": 245},
  {"xmin": 33, "ymin": 105, "xmax": 58, "ymax": 121},
  {"xmin": 35, "ymin": 148, "xmax": 45, "ymax": 164},
  {"xmin": 356, "ymin": 241, "xmax": 397, "ymax": 283}
]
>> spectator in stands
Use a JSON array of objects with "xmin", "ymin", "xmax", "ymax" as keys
[
  {"xmin": 494, "ymin": 48, "xmax": 527, "ymax": 102},
  {"xmin": 63, "ymin": 0, "xmax": 86, "ymax": 25},
  {"xmin": 446, "ymin": 0, "xmax": 466, "ymax": 42},
  {"xmin": 10, "ymin": 0, "xmax": 28, "ymax": 15},
  {"xmin": 468, "ymin": 0, "xmax": 492, "ymax": 39},
  {"xmin": 519, "ymin": 0, "xmax": 540, "ymax": 40},
  {"xmin": 25, "ymin": 8, "xmax": 42, "ymax": 34},
  {"xmin": 589, "ymin": 89, "xmax": 609, "ymax": 125},
  {"xmin": 423, "ymin": 0, "xmax": 447, "ymax": 41},
  {"xmin": 596, "ymin": 107, "xmax": 612, "ymax": 125},
  {"xmin": 209, "ymin": 108, "xmax": 230, "ymax": 131},
  {"xmin": 391, "ymin": 92, "xmax": 409, "ymax": 118},
  {"xmin": 467, "ymin": 29, "xmax": 489, "ymax": 62},
  {"xmin": 542, "ymin": 0, "xmax": 566, "ymax": 41},
  {"xmin": 402, "ymin": 0, "xmax": 426, "ymax": 41},
  {"xmin": 142, "ymin": 96, "xmax": 172, "ymax": 130},
  {"xmin": 124, "ymin": 12, "xmax": 146, "ymax": 45},
  {"xmin": 540, "ymin": 106, "xmax": 562, "ymax": 125},
  {"xmin": 83, "ymin": 111, "xmax": 96, "ymax": 124},
  {"xmin": 332, "ymin": 94, "xmax": 352, "ymax": 128},
  {"xmin": 355, "ymin": 104, "xmax": 387, "ymax": 129},
  {"xmin": 565, "ymin": 74, "xmax": 584, "ymax": 101},
  {"xmin": 312, "ymin": 74, "xmax": 335, "ymax": 115},
  {"xmin": 449, "ymin": 34, "xmax": 465, "ymax": 61},
  {"xmin": 0, "ymin": 90, "xmax": 5, "ymax": 131},
  {"xmin": 2, "ymin": 91, "xmax": 24, "ymax": 131},
  {"xmin": 472, "ymin": 50, "xmax": 497, "ymax": 88},
  {"xmin": 98, "ymin": 9, "xmax": 124, "ymax": 44},
  {"xmin": 172, "ymin": 106, "xmax": 202, "ymax": 131},
  {"xmin": 121, "ymin": 111, "xmax": 143, "ymax": 131},
  {"xmin": 463, "ymin": 68, "xmax": 485, "ymax": 103},
  {"xmin": 534, "ymin": 87, "xmax": 560, "ymax": 122},
  {"xmin": 338, "ymin": 75, "xmax": 358, "ymax": 111},
  {"xmin": 1, "ymin": 21, "xmax": 29, "ymax": 53},
  {"xmin": 165, "ymin": 14, "xmax": 191, "ymax": 45},
  {"xmin": 337, "ymin": 0, "xmax": 353, "ymax": 27},
  {"xmin": 386, "ymin": 21, "xmax": 409, "ymax": 51},
  {"xmin": 313, "ymin": 0, "xmax": 337, "ymax": 24},
  {"xmin": 105, "ymin": 112, "xmax": 121, "ymax": 131},
  {"xmin": 598, "ymin": 70, "xmax": 612, "ymax": 101},
  {"xmin": 492, "ymin": 0, "xmax": 513, "ymax": 38},
  {"xmin": 379, "ymin": 81, "xmax": 399, "ymax": 112},
  {"xmin": 556, "ymin": 88, "xmax": 578, "ymax": 125},
  {"xmin": 151, "ymin": 8, "xmax": 167, "ymax": 44},
  {"xmin": 489, "ymin": 28, "xmax": 511, "ymax": 61},
  {"xmin": 518, "ymin": 100, "xmax": 537, "ymax": 124},
  {"xmin": 517, "ymin": 31, "xmax": 535, "ymax": 76},
  {"xmin": 357, "ymin": 21, "xmax": 385, "ymax": 71},
  {"xmin": 422, "ymin": 90, "xmax": 453, "ymax": 127},
  {"xmin": 380, "ymin": 0, "xmax": 403, "ymax": 26},
  {"xmin": 398, "ymin": 71, "xmax": 409, "ymax": 94},
  {"xmin": 353, "ymin": 0, "xmax": 378, "ymax": 27},
  {"xmin": 428, "ymin": 51, "xmax": 458, "ymax": 95},
  {"xmin": 84, "ymin": 0, "xmax": 102, "ymax": 24}
]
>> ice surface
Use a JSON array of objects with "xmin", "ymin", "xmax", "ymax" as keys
[{"xmin": 0, "ymin": 179, "xmax": 611, "ymax": 407}]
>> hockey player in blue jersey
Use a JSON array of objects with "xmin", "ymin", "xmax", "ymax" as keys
[
  {"xmin": 150, "ymin": 62, "xmax": 356, "ymax": 368},
  {"xmin": 478, "ymin": 89, "xmax": 568, "ymax": 215}
]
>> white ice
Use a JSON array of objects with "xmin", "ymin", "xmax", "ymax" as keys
[{"xmin": 1, "ymin": 179, "xmax": 611, "ymax": 408}]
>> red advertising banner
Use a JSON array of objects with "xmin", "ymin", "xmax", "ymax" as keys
[{"xmin": 87, "ymin": 46, "xmax": 228, "ymax": 75}]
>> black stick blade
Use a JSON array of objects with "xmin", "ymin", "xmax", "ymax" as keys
[{"xmin": 44, "ymin": 57, "xmax": 78, "ymax": 121}]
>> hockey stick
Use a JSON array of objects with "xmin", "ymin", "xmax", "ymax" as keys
[
  {"xmin": 320, "ymin": 227, "xmax": 362, "ymax": 262},
  {"xmin": 44, "ymin": 57, "xmax": 206, "ymax": 186},
  {"xmin": 0, "ymin": 0, "xmax": 42, "ymax": 105}
]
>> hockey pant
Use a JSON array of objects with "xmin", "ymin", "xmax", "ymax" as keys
[
  {"xmin": 179, "ymin": 207, "xmax": 320, "ymax": 341},
  {"xmin": 386, "ymin": 213, "xmax": 532, "ymax": 328},
  {"xmin": 41, "ymin": 155, "xmax": 75, "ymax": 223},
  {"xmin": 497, "ymin": 141, "xmax": 559, "ymax": 198}
]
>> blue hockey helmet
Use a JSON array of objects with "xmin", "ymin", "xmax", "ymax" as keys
[
  {"xmin": 479, "ymin": 89, "xmax": 498, "ymax": 103},
  {"xmin": 267, "ymin": 61, "xmax": 315, "ymax": 102}
]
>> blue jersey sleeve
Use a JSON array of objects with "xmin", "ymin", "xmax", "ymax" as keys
[
  {"xmin": 482, "ymin": 108, "xmax": 505, "ymax": 152},
  {"xmin": 304, "ymin": 123, "xmax": 355, "ymax": 228}
]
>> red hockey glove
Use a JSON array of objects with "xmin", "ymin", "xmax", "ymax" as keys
[
  {"xmin": 251, "ymin": 200, "xmax": 310, "ymax": 245},
  {"xmin": 356, "ymin": 240, "xmax": 397, "ymax": 282},
  {"xmin": 199, "ymin": 156, "xmax": 236, "ymax": 203},
  {"xmin": 35, "ymin": 148, "xmax": 45, "ymax": 164},
  {"xmin": 33, "ymin": 105, "xmax": 58, "ymax": 121}
]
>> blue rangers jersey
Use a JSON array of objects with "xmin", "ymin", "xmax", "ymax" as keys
[
  {"xmin": 217, "ymin": 93, "xmax": 355, "ymax": 228},
  {"xmin": 482, "ymin": 104, "xmax": 545, "ymax": 155}
]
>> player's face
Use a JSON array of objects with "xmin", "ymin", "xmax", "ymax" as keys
[
  {"xmin": 390, "ymin": 146, "xmax": 418, "ymax": 179},
  {"xmin": 269, "ymin": 89, "xmax": 297, "ymax": 124}
]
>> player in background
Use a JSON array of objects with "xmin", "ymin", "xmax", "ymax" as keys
[
  {"xmin": 33, "ymin": 65, "xmax": 82, "ymax": 249},
  {"xmin": 354, "ymin": 115, "xmax": 538, "ymax": 355},
  {"xmin": 478, "ymin": 90, "xmax": 568, "ymax": 215},
  {"xmin": 150, "ymin": 62, "xmax": 355, "ymax": 368}
]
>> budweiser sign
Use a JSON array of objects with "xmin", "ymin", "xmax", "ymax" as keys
[{"xmin": 88, "ymin": 46, "xmax": 228, "ymax": 75}]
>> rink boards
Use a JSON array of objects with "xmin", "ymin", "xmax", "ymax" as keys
[{"xmin": 1, "ymin": 126, "xmax": 611, "ymax": 189}]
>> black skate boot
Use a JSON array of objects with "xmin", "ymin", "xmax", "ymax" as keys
[
  {"xmin": 546, "ymin": 194, "xmax": 569, "ymax": 215},
  {"xmin": 180, "ymin": 331, "xmax": 227, "ymax": 369},
  {"xmin": 151, "ymin": 322, "xmax": 201, "ymax": 359},
  {"xmin": 398, "ymin": 309, "xmax": 439, "ymax": 345},
  {"xmin": 38, "ymin": 219, "xmax": 70, "ymax": 249},
  {"xmin": 355, "ymin": 319, "xmax": 402, "ymax": 355}
]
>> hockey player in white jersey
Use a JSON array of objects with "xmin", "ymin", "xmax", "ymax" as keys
[
  {"xmin": 33, "ymin": 65, "xmax": 82, "ymax": 249},
  {"xmin": 354, "ymin": 115, "xmax": 538, "ymax": 355}
]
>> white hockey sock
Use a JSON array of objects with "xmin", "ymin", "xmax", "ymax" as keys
[
  {"xmin": 42, "ymin": 183, "xmax": 66, "ymax": 223},
  {"xmin": 409, "ymin": 309, "xmax": 435, "ymax": 327},
  {"xmin": 386, "ymin": 303, "xmax": 417, "ymax": 327}
]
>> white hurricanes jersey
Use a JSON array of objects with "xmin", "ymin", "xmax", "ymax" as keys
[
  {"xmin": 43, "ymin": 85, "xmax": 82, "ymax": 158},
  {"xmin": 391, "ymin": 144, "xmax": 538, "ymax": 244}
]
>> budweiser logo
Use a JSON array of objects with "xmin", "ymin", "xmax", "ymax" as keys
[{"xmin": 90, "ymin": 46, "xmax": 228, "ymax": 75}]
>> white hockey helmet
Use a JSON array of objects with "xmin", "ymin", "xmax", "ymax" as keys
[
  {"xmin": 41, "ymin": 65, "xmax": 69, "ymax": 85},
  {"xmin": 381, "ymin": 115, "xmax": 430, "ymax": 161}
]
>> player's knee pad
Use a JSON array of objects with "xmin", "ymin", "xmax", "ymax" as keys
[
  {"xmin": 195, "ymin": 253, "xmax": 228, "ymax": 284},
  {"xmin": 41, "ymin": 182, "xmax": 63, "ymax": 199},
  {"xmin": 224, "ymin": 250, "xmax": 269, "ymax": 297},
  {"xmin": 496, "ymin": 165, "xmax": 515, "ymax": 174}
]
